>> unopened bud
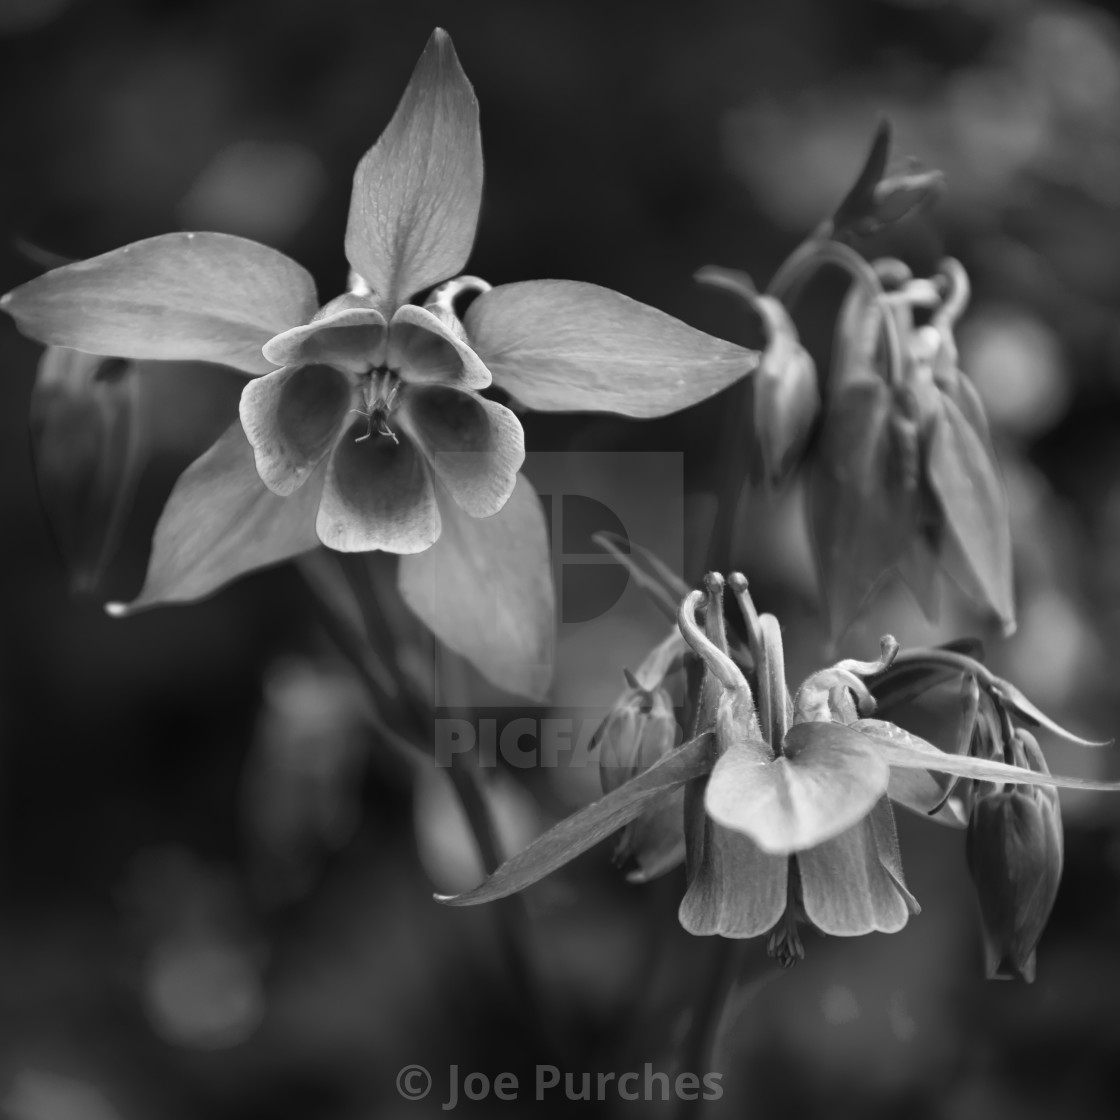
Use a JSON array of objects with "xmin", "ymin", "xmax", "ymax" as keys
[
  {"xmin": 29, "ymin": 346, "xmax": 145, "ymax": 593},
  {"xmin": 753, "ymin": 296, "xmax": 820, "ymax": 485},
  {"xmin": 597, "ymin": 684, "xmax": 685, "ymax": 882},
  {"xmin": 830, "ymin": 120, "xmax": 944, "ymax": 239},
  {"xmin": 965, "ymin": 730, "xmax": 1063, "ymax": 981}
]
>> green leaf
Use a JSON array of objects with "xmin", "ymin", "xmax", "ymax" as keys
[
  {"xmin": 435, "ymin": 731, "xmax": 715, "ymax": 905},
  {"xmin": 2, "ymin": 233, "xmax": 317, "ymax": 375},
  {"xmin": 854, "ymin": 719, "xmax": 1120, "ymax": 791},
  {"xmin": 705, "ymin": 721, "xmax": 890, "ymax": 855},
  {"xmin": 398, "ymin": 474, "xmax": 555, "ymax": 701},
  {"xmin": 465, "ymin": 280, "xmax": 757, "ymax": 417},
  {"xmin": 344, "ymin": 28, "xmax": 482, "ymax": 312},
  {"xmin": 925, "ymin": 394, "xmax": 1015, "ymax": 634},
  {"xmin": 108, "ymin": 421, "xmax": 323, "ymax": 613}
]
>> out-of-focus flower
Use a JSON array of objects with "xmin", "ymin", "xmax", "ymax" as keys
[
  {"xmin": 596, "ymin": 631, "xmax": 688, "ymax": 882},
  {"xmin": 811, "ymin": 257, "xmax": 1014, "ymax": 638},
  {"xmin": 696, "ymin": 267, "xmax": 819, "ymax": 485},
  {"xmin": 966, "ymin": 729, "xmax": 1064, "ymax": 982},
  {"xmin": 829, "ymin": 121, "xmax": 945, "ymax": 241},
  {"xmin": 29, "ymin": 347, "xmax": 145, "ymax": 593}
]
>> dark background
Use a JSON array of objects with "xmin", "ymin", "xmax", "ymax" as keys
[{"xmin": 3, "ymin": 0, "xmax": 1120, "ymax": 1116}]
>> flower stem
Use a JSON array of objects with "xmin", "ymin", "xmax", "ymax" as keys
[{"xmin": 296, "ymin": 552, "xmax": 560, "ymax": 1056}]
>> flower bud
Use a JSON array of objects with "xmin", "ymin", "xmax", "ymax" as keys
[
  {"xmin": 597, "ymin": 684, "xmax": 685, "ymax": 881},
  {"xmin": 753, "ymin": 296, "xmax": 819, "ymax": 485},
  {"xmin": 965, "ymin": 730, "xmax": 1063, "ymax": 981},
  {"xmin": 830, "ymin": 120, "xmax": 945, "ymax": 240},
  {"xmin": 29, "ymin": 346, "xmax": 145, "ymax": 593}
]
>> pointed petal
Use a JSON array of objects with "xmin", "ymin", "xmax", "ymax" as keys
[
  {"xmin": 398, "ymin": 385, "xmax": 523, "ymax": 517},
  {"xmin": 239, "ymin": 363, "xmax": 353, "ymax": 496},
  {"xmin": 705, "ymin": 722, "xmax": 890, "ymax": 856},
  {"xmin": 108, "ymin": 421, "xmax": 322, "ymax": 612},
  {"xmin": 798, "ymin": 819, "xmax": 913, "ymax": 935},
  {"xmin": 679, "ymin": 807, "xmax": 788, "ymax": 938},
  {"xmin": 390, "ymin": 304, "xmax": 492, "ymax": 389},
  {"xmin": 262, "ymin": 306, "xmax": 387, "ymax": 373},
  {"xmin": 316, "ymin": 424, "xmax": 440, "ymax": 553},
  {"xmin": 926, "ymin": 394, "xmax": 1015, "ymax": 633},
  {"xmin": 344, "ymin": 29, "xmax": 482, "ymax": 310},
  {"xmin": 464, "ymin": 280, "xmax": 757, "ymax": 417},
  {"xmin": 991, "ymin": 678, "xmax": 1112, "ymax": 748},
  {"xmin": 887, "ymin": 768, "xmax": 968, "ymax": 827},
  {"xmin": 810, "ymin": 378, "xmax": 921, "ymax": 638},
  {"xmin": 398, "ymin": 474, "xmax": 554, "ymax": 700},
  {"xmin": 2, "ymin": 233, "xmax": 317, "ymax": 375},
  {"xmin": 853, "ymin": 719, "xmax": 1120, "ymax": 791},
  {"xmin": 436, "ymin": 732, "xmax": 715, "ymax": 905}
]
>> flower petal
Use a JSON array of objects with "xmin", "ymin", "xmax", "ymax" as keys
[
  {"xmin": 107, "ymin": 421, "xmax": 323, "ymax": 613},
  {"xmin": 316, "ymin": 424, "xmax": 440, "ymax": 553},
  {"xmin": 798, "ymin": 818, "xmax": 913, "ymax": 935},
  {"xmin": 344, "ymin": 29, "xmax": 482, "ymax": 311},
  {"xmin": 464, "ymin": 280, "xmax": 757, "ymax": 417},
  {"xmin": 679, "ymin": 791, "xmax": 788, "ymax": 938},
  {"xmin": 239, "ymin": 364, "xmax": 353, "ymax": 496},
  {"xmin": 398, "ymin": 473, "xmax": 554, "ymax": 700},
  {"xmin": 2, "ymin": 233, "xmax": 317, "ymax": 375},
  {"xmin": 853, "ymin": 718, "xmax": 1120, "ymax": 791},
  {"xmin": 887, "ymin": 768, "xmax": 969, "ymax": 827},
  {"xmin": 926, "ymin": 394, "xmax": 1015, "ymax": 634},
  {"xmin": 398, "ymin": 385, "xmax": 523, "ymax": 517},
  {"xmin": 705, "ymin": 721, "xmax": 891, "ymax": 855},
  {"xmin": 389, "ymin": 304, "xmax": 492, "ymax": 389},
  {"xmin": 262, "ymin": 306, "xmax": 387, "ymax": 373},
  {"xmin": 436, "ymin": 732, "xmax": 715, "ymax": 906}
]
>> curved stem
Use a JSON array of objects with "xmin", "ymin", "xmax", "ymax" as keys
[
  {"xmin": 887, "ymin": 646, "xmax": 996, "ymax": 690},
  {"xmin": 768, "ymin": 236, "xmax": 905, "ymax": 391}
]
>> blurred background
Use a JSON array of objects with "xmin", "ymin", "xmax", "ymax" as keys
[{"xmin": 3, "ymin": 0, "xmax": 1120, "ymax": 1116}]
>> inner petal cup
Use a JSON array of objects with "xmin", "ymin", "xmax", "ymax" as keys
[
  {"xmin": 263, "ymin": 308, "xmax": 388, "ymax": 374},
  {"xmin": 240, "ymin": 363, "xmax": 352, "ymax": 496},
  {"xmin": 389, "ymin": 304, "xmax": 492, "ymax": 389},
  {"xmin": 400, "ymin": 385, "xmax": 524, "ymax": 517},
  {"xmin": 316, "ymin": 422, "xmax": 441, "ymax": 553}
]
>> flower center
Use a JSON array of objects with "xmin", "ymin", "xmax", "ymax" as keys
[{"xmin": 350, "ymin": 368, "xmax": 402, "ymax": 443}]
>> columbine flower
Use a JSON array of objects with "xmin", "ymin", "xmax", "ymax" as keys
[
  {"xmin": 673, "ymin": 573, "xmax": 917, "ymax": 958},
  {"xmin": 1, "ymin": 28, "xmax": 757, "ymax": 698},
  {"xmin": 439, "ymin": 573, "xmax": 1120, "ymax": 973}
]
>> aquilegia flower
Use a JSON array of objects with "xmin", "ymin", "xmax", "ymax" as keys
[
  {"xmin": 1, "ymin": 28, "xmax": 758, "ymax": 698},
  {"xmin": 439, "ymin": 571, "xmax": 1120, "ymax": 972}
]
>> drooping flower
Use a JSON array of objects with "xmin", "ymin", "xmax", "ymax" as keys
[
  {"xmin": 966, "ymin": 729, "xmax": 1064, "ymax": 982},
  {"xmin": 1, "ymin": 28, "xmax": 758, "ymax": 699},
  {"xmin": 437, "ymin": 573, "xmax": 1120, "ymax": 972}
]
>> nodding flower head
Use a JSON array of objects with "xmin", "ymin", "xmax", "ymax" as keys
[{"xmin": 675, "ymin": 572, "xmax": 917, "ymax": 959}]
